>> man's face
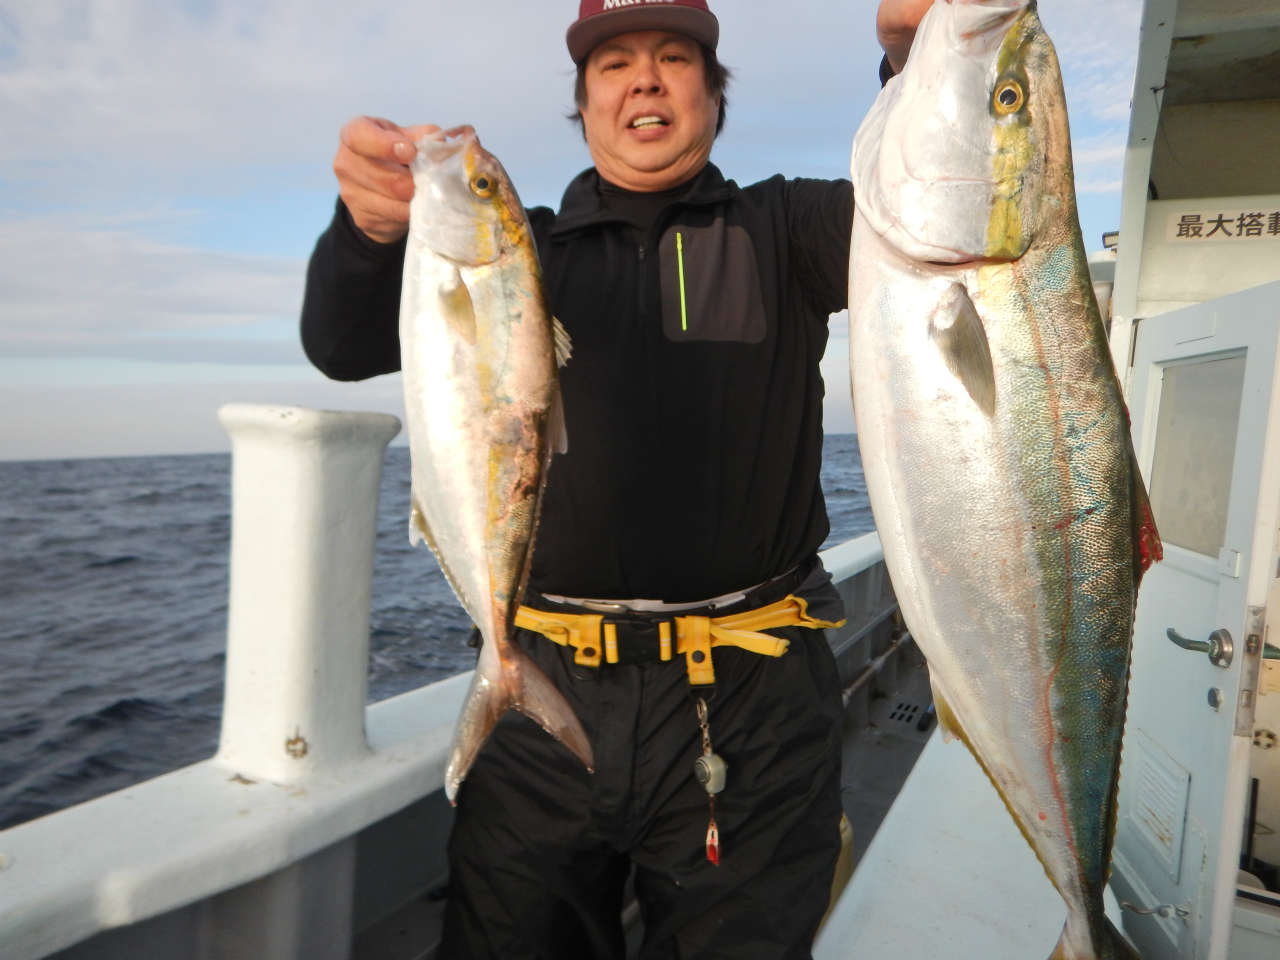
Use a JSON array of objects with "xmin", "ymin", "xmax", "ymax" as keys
[{"xmin": 579, "ymin": 31, "xmax": 719, "ymax": 192}]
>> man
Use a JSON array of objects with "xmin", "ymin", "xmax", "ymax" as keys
[{"xmin": 302, "ymin": 2, "xmax": 931, "ymax": 956}]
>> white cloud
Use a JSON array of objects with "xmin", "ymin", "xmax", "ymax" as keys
[
  {"xmin": 0, "ymin": 216, "xmax": 304, "ymax": 349},
  {"xmin": 0, "ymin": 372, "xmax": 406, "ymax": 461},
  {"xmin": 0, "ymin": 0, "xmax": 1146, "ymax": 457},
  {"xmin": 1077, "ymin": 179, "xmax": 1124, "ymax": 196}
]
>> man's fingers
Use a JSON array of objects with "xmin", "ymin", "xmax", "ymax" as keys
[
  {"xmin": 335, "ymin": 145, "xmax": 415, "ymax": 202},
  {"xmin": 330, "ymin": 117, "xmax": 448, "ymax": 243},
  {"xmin": 341, "ymin": 116, "xmax": 415, "ymax": 163}
]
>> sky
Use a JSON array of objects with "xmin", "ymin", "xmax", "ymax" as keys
[{"xmin": 0, "ymin": 0, "xmax": 1143, "ymax": 461}]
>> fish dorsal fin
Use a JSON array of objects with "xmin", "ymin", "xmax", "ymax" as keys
[
  {"xmin": 1129, "ymin": 447, "xmax": 1163, "ymax": 586},
  {"xmin": 930, "ymin": 283, "xmax": 996, "ymax": 417},
  {"xmin": 552, "ymin": 316, "xmax": 573, "ymax": 368},
  {"xmin": 549, "ymin": 386, "xmax": 568, "ymax": 456},
  {"xmin": 439, "ymin": 267, "xmax": 477, "ymax": 344}
]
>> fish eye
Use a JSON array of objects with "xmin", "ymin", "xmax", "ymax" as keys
[
  {"xmin": 470, "ymin": 175, "xmax": 495, "ymax": 198},
  {"xmin": 994, "ymin": 80, "xmax": 1025, "ymax": 115}
]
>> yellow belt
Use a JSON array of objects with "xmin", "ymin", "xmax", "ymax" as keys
[{"xmin": 514, "ymin": 595, "xmax": 845, "ymax": 686}]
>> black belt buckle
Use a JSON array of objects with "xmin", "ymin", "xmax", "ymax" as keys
[{"xmin": 607, "ymin": 616, "xmax": 669, "ymax": 665}]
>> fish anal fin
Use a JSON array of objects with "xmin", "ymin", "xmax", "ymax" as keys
[
  {"xmin": 930, "ymin": 283, "xmax": 996, "ymax": 417},
  {"xmin": 930, "ymin": 676, "xmax": 1069, "ymax": 903},
  {"xmin": 929, "ymin": 678, "xmax": 964, "ymax": 744},
  {"xmin": 438, "ymin": 267, "xmax": 477, "ymax": 344},
  {"xmin": 1129, "ymin": 447, "xmax": 1163, "ymax": 584},
  {"xmin": 410, "ymin": 496, "xmax": 476, "ymax": 621},
  {"xmin": 552, "ymin": 316, "xmax": 573, "ymax": 368}
]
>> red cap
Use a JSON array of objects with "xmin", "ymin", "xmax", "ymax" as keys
[{"xmin": 566, "ymin": 0, "xmax": 719, "ymax": 64}]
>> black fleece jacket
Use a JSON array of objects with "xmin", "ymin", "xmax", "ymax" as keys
[{"xmin": 301, "ymin": 163, "xmax": 853, "ymax": 602}]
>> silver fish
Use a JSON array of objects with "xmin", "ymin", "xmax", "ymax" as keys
[
  {"xmin": 400, "ymin": 127, "xmax": 592, "ymax": 803},
  {"xmin": 849, "ymin": 3, "xmax": 1161, "ymax": 957}
]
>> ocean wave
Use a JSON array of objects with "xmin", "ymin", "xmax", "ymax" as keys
[
  {"xmin": 85, "ymin": 555, "xmax": 141, "ymax": 569},
  {"xmin": 67, "ymin": 697, "xmax": 177, "ymax": 733}
]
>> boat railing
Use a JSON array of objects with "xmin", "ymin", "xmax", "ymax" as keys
[{"xmin": 0, "ymin": 405, "xmax": 907, "ymax": 960}]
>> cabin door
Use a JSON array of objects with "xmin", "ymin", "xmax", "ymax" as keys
[{"xmin": 1110, "ymin": 284, "xmax": 1280, "ymax": 960}]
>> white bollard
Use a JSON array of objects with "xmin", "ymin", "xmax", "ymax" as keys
[{"xmin": 214, "ymin": 404, "xmax": 401, "ymax": 784}]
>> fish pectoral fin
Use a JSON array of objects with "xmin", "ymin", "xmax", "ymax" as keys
[
  {"xmin": 438, "ymin": 267, "xmax": 477, "ymax": 344},
  {"xmin": 552, "ymin": 316, "xmax": 573, "ymax": 368},
  {"xmin": 930, "ymin": 283, "xmax": 996, "ymax": 417}
]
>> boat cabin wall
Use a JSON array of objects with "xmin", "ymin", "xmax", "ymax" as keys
[
  {"xmin": 1246, "ymin": 678, "xmax": 1280, "ymax": 884},
  {"xmin": 1130, "ymin": 13, "xmax": 1280, "ymax": 319},
  {"xmin": 1135, "ymin": 97, "xmax": 1280, "ymax": 317}
]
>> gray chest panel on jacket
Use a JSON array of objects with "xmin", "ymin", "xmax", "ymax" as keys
[{"xmin": 657, "ymin": 219, "xmax": 767, "ymax": 344}]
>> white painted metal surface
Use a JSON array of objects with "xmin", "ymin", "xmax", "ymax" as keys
[
  {"xmin": 0, "ymin": 404, "xmax": 424, "ymax": 960},
  {"xmin": 1112, "ymin": 284, "xmax": 1280, "ymax": 959},
  {"xmin": 216, "ymin": 404, "xmax": 399, "ymax": 783},
  {"xmin": 813, "ymin": 732, "xmax": 1128, "ymax": 959},
  {"xmin": 1108, "ymin": 0, "xmax": 1178, "ymax": 378},
  {"xmin": 0, "ymin": 674, "xmax": 469, "ymax": 959}
]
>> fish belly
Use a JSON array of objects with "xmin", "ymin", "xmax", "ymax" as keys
[
  {"xmin": 399, "ymin": 247, "xmax": 554, "ymax": 643},
  {"xmin": 850, "ymin": 213, "xmax": 1134, "ymax": 925}
]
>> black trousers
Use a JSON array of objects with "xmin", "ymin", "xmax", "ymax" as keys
[{"xmin": 438, "ymin": 623, "xmax": 844, "ymax": 959}]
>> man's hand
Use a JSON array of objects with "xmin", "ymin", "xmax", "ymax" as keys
[
  {"xmin": 333, "ymin": 117, "xmax": 440, "ymax": 244},
  {"xmin": 877, "ymin": 0, "xmax": 934, "ymax": 74}
]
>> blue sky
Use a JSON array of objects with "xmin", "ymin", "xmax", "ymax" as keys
[{"xmin": 0, "ymin": 0, "xmax": 1141, "ymax": 460}]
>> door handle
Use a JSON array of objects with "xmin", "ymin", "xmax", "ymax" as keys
[{"xmin": 1166, "ymin": 628, "xmax": 1233, "ymax": 668}]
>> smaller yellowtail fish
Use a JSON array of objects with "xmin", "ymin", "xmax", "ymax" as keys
[
  {"xmin": 849, "ymin": 2, "xmax": 1161, "ymax": 958},
  {"xmin": 399, "ymin": 127, "xmax": 591, "ymax": 803}
]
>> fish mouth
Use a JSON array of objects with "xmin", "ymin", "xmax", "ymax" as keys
[
  {"xmin": 881, "ymin": 210, "xmax": 1025, "ymax": 266},
  {"xmin": 418, "ymin": 125, "xmax": 478, "ymax": 164}
]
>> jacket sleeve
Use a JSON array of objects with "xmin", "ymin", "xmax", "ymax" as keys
[
  {"xmin": 783, "ymin": 178, "xmax": 854, "ymax": 316},
  {"xmin": 299, "ymin": 199, "xmax": 406, "ymax": 381}
]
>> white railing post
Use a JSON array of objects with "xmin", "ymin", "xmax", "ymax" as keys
[{"xmin": 214, "ymin": 404, "xmax": 401, "ymax": 784}]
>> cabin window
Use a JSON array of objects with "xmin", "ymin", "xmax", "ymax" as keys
[{"xmin": 1147, "ymin": 353, "xmax": 1246, "ymax": 558}]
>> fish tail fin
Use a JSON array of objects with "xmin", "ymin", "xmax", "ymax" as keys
[
  {"xmin": 443, "ymin": 667, "xmax": 506, "ymax": 805},
  {"xmin": 508, "ymin": 640, "xmax": 594, "ymax": 773},
  {"xmin": 1100, "ymin": 916, "xmax": 1142, "ymax": 960},
  {"xmin": 1046, "ymin": 916, "xmax": 1141, "ymax": 960},
  {"xmin": 443, "ymin": 637, "xmax": 593, "ymax": 805}
]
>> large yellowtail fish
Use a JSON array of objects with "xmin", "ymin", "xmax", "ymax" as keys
[
  {"xmin": 400, "ymin": 127, "xmax": 591, "ymax": 803},
  {"xmin": 849, "ymin": 2, "xmax": 1161, "ymax": 957}
]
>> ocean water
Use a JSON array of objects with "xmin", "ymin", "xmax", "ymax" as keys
[{"xmin": 0, "ymin": 436, "xmax": 871, "ymax": 830}]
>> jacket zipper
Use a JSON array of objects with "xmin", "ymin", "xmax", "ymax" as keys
[{"xmin": 637, "ymin": 241, "xmax": 647, "ymax": 317}]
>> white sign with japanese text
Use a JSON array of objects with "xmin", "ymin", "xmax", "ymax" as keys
[{"xmin": 1165, "ymin": 207, "xmax": 1280, "ymax": 242}]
